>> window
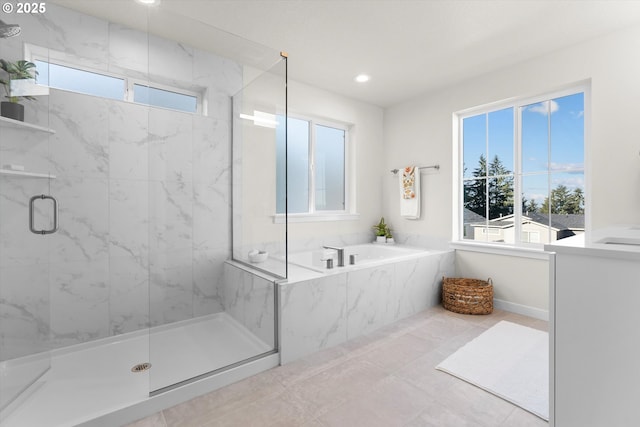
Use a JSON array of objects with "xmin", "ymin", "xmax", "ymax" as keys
[
  {"xmin": 133, "ymin": 83, "xmax": 198, "ymax": 113},
  {"xmin": 276, "ymin": 115, "xmax": 349, "ymax": 217},
  {"xmin": 459, "ymin": 89, "xmax": 585, "ymax": 246},
  {"xmin": 31, "ymin": 54, "xmax": 202, "ymax": 114},
  {"xmin": 35, "ymin": 60, "xmax": 124, "ymax": 100}
]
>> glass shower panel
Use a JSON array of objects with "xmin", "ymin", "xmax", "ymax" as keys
[
  {"xmin": 232, "ymin": 58, "xmax": 288, "ymax": 279},
  {"xmin": 147, "ymin": 9, "xmax": 282, "ymax": 392},
  {"xmin": 277, "ymin": 116, "xmax": 308, "ymax": 214},
  {"xmin": 0, "ymin": 22, "xmax": 53, "ymax": 417},
  {"xmin": 315, "ymin": 124, "xmax": 345, "ymax": 211}
]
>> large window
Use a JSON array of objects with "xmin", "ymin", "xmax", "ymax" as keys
[
  {"xmin": 460, "ymin": 89, "xmax": 585, "ymax": 246},
  {"xmin": 276, "ymin": 116, "xmax": 348, "ymax": 216}
]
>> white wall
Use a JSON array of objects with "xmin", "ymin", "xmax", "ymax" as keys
[
  {"xmin": 455, "ymin": 251, "xmax": 549, "ymax": 319},
  {"xmin": 384, "ymin": 23, "xmax": 640, "ymax": 315}
]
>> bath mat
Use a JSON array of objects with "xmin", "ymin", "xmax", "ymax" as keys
[{"xmin": 436, "ymin": 320, "xmax": 549, "ymax": 420}]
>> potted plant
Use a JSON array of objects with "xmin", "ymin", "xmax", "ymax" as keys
[
  {"xmin": 385, "ymin": 226, "xmax": 394, "ymax": 244},
  {"xmin": 0, "ymin": 59, "xmax": 38, "ymax": 121},
  {"xmin": 373, "ymin": 217, "xmax": 388, "ymax": 243}
]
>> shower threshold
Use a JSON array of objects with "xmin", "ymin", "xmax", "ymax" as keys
[{"xmin": 0, "ymin": 312, "xmax": 274, "ymax": 427}]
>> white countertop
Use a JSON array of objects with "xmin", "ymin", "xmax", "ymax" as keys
[{"xmin": 545, "ymin": 225, "xmax": 640, "ymax": 260}]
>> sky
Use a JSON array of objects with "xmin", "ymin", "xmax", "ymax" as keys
[{"xmin": 463, "ymin": 92, "xmax": 584, "ymax": 207}]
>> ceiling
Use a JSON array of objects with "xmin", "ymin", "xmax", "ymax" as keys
[{"xmin": 51, "ymin": 0, "xmax": 640, "ymax": 108}]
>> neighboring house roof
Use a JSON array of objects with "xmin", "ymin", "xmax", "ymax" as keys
[
  {"xmin": 527, "ymin": 212, "xmax": 585, "ymax": 231},
  {"xmin": 466, "ymin": 211, "xmax": 585, "ymax": 231},
  {"xmin": 463, "ymin": 208, "xmax": 486, "ymax": 224}
]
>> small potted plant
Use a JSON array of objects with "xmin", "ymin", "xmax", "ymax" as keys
[
  {"xmin": 373, "ymin": 217, "xmax": 388, "ymax": 243},
  {"xmin": 0, "ymin": 59, "xmax": 38, "ymax": 121},
  {"xmin": 385, "ymin": 226, "xmax": 394, "ymax": 244}
]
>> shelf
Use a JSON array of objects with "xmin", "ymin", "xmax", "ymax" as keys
[
  {"xmin": 0, "ymin": 169, "xmax": 56, "ymax": 179},
  {"xmin": 0, "ymin": 116, "xmax": 56, "ymax": 134}
]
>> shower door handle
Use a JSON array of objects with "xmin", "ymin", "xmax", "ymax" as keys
[{"xmin": 29, "ymin": 194, "xmax": 58, "ymax": 235}]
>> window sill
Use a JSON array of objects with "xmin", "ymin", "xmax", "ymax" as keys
[
  {"xmin": 273, "ymin": 213, "xmax": 360, "ymax": 224},
  {"xmin": 450, "ymin": 240, "xmax": 553, "ymax": 260}
]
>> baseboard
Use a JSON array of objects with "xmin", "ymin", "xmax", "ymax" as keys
[{"xmin": 494, "ymin": 298, "xmax": 548, "ymax": 321}]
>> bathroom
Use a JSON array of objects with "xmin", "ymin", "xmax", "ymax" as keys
[{"xmin": 1, "ymin": 1, "xmax": 640, "ymax": 426}]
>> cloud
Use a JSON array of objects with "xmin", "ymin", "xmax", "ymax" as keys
[
  {"xmin": 528, "ymin": 100, "xmax": 559, "ymax": 115},
  {"xmin": 554, "ymin": 175, "xmax": 584, "ymax": 185},
  {"xmin": 549, "ymin": 162, "xmax": 584, "ymax": 172},
  {"xmin": 526, "ymin": 193, "xmax": 548, "ymax": 204}
]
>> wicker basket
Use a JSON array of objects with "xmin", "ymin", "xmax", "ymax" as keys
[{"xmin": 442, "ymin": 277, "xmax": 493, "ymax": 315}]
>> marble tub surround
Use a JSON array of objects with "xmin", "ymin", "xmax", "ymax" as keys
[
  {"xmin": 280, "ymin": 249, "xmax": 455, "ymax": 363},
  {"xmin": 223, "ymin": 262, "xmax": 277, "ymax": 349}
]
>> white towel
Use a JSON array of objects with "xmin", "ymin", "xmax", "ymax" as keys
[{"xmin": 400, "ymin": 166, "xmax": 420, "ymax": 219}]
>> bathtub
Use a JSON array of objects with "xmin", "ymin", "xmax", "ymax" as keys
[
  {"xmin": 280, "ymin": 244, "xmax": 456, "ymax": 363},
  {"xmin": 288, "ymin": 243, "xmax": 429, "ymax": 273}
]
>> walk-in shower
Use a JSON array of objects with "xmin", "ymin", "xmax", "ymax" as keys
[{"xmin": 0, "ymin": 3, "xmax": 286, "ymax": 426}]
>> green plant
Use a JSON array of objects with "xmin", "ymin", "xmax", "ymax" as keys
[
  {"xmin": 0, "ymin": 59, "xmax": 38, "ymax": 103},
  {"xmin": 373, "ymin": 217, "xmax": 388, "ymax": 237},
  {"xmin": 385, "ymin": 226, "xmax": 393, "ymax": 239}
]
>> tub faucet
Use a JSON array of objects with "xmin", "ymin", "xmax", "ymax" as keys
[{"xmin": 323, "ymin": 245, "xmax": 344, "ymax": 267}]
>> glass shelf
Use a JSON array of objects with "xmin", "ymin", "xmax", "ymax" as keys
[
  {"xmin": 0, "ymin": 116, "xmax": 56, "ymax": 134},
  {"xmin": 0, "ymin": 169, "xmax": 56, "ymax": 179}
]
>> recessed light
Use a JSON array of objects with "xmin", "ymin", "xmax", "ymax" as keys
[
  {"xmin": 354, "ymin": 74, "xmax": 370, "ymax": 83},
  {"xmin": 135, "ymin": 0, "xmax": 160, "ymax": 5}
]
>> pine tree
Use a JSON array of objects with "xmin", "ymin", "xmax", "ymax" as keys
[
  {"xmin": 463, "ymin": 154, "xmax": 513, "ymax": 219},
  {"xmin": 522, "ymin": 196, "xmax": 539, "ymax": 214},
  {"xmin": 541, "ymin": 186, "xmax": 584, "ymax": 214},
  {"xmin": 487, "ymin": 155, "xmax": 514, "ymax": 219},
  {"xmin": 463, "ymin": 154, "xmax": 487, "ymax": 217},
  {"xmin": 564, "ymin": 187, "xmax": 584, "ymax": 214}
]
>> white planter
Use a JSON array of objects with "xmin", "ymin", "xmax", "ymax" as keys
[{"xmin": 376, "ymin": 236, "xmax": 386, "ymax": 243}]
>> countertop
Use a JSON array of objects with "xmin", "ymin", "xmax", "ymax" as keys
[{"xmin": 545, "ymin": 225, "xmax": 640, "ymax": 261}]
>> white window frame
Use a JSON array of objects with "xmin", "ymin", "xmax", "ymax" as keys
[
  {"xmin": 452, "ymin": 82, "xmax": 590, "ymax": 253},
  {"xmin": 274, "ymin": 113, "xmax": 358, "ymax": 223},
  {"xmin": 25, "ymin": 43, "xmax": 205, "ymax": 115}
]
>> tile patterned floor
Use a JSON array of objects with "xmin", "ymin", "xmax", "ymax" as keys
[{"xmin": 126, "ymin": 306, "xmax": 549, "ymax": 427}]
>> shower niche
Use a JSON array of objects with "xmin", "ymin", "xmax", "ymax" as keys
[{"xmin": 0, "ymin": 3, "xmax": 284, "ymax": 426}]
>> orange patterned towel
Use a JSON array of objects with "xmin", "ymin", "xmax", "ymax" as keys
[
  {"xmin": 399, "ymin": 166, "xmax": 420, "ymax": 219},
  {"xmin": 402, "ymin": 166, "xmax": 416, "ymax": 199}
]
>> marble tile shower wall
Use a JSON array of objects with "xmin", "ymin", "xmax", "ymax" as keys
[{"xmin": 0, "ymin": 4, "xmax": 242, "ymax": 359}]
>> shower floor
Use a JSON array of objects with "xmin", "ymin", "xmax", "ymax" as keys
[{"xmin": 0, "ymin": 312, "xmax": 272, "ymax": 427}]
